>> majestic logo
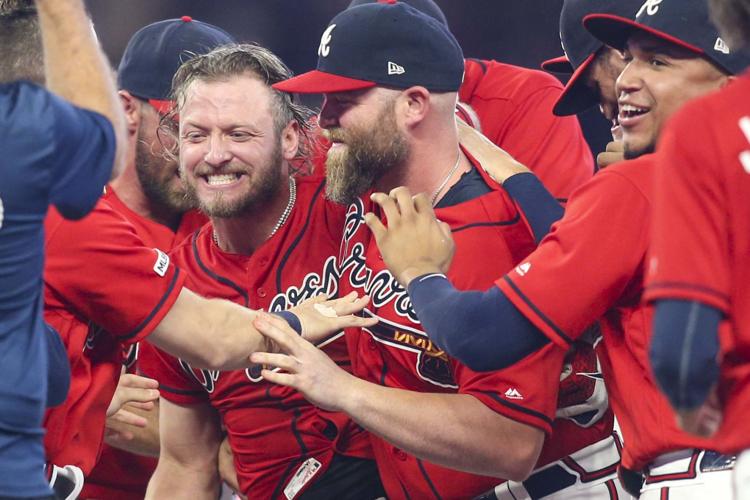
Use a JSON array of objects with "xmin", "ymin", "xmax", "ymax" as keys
[
  {"xmin": 387, "ymin": 61, "xmax": 405, "ymax": 75},
  {"xmin": 504, "ymin": 388, "xmax": 524, "ymax": 400},
  {"xmin": 515, "ymin": 262, "xmax": 531, "ymax": 276},
  {"xmin": 318, "ymin": 24, "xmax": 336, "ymax": 58},
  {"xmin": 0, "ymin": 197, "xmax": 4, "ymax": 230},
  {"xmin": 152, "ymin": 249, "xmax": 169, "ymax": 277},
  {"xmin": 714, "ymin": 38, "xmax": 731, "ymax": 55},
  {"xmin": 739, "ymin": 116, "xmax": 750, "ymax": 173},
  {"xmin": 636, "ymin": 0, "xmax": 663, "ymax": 17}
]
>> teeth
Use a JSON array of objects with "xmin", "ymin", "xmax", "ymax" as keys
[
  {"xmin": 620, "ymin": 104, "xmax": 647, "ymax": 117},
  {"xmin": 206, "ymin": 174, "xmax": 238, "ymax": 186}
]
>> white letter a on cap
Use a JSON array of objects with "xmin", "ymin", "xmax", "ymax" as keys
[{"xmin": 318, "ymin": 24, "xmax": 336, "ymax": 58}]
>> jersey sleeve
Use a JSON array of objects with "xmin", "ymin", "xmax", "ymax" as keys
[
  {"xmin": 36, "ymin": 86, "xmax": 116, "ymax": 219},
  {"xmin": 483, "ymin": 83, "xmax": 594, "ymax": 201},
  {"xmin": 44, "ymin": 200, "xmax": 185, "ymax": 344},
  {"xmin": 497, "ymin": 171, "xmax": 650, "ymax": 347},
  {"xmin": 644, "ymin": 110, "xmax": 730, "ymax": 312},
  {"xmin": 454, "ymin": 343, "xmax": 565, "ymax": 434},
  {"xmin": 138, "ymin": 341, "xmax": 207, "ymax": 405}
]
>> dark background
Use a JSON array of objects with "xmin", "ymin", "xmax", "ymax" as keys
[{"xmin": 85, "ymin": 0, "xmax": 611, "ymax": 157}]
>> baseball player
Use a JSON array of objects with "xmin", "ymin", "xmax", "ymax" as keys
[
  {"xmin": 0, "ymin": 0, "xmax": 125, "ymax": 497},
  {"xmin": 644, "ymin": 0, "xmax": 750, "ymax": 497},
  {"xmin": 364, "ymin": 1, "xmax": 750, "ymax": 498},
  {"xmin": 81, "ymin": 17, "xmax": 233, "ymax": 500},
  {"xmin": 348, "ymin": 0, "xmax": 595, "ymax": 202},
  {"xmin": 261, "ymin": 4, "xmax": 623, "ymax": 499},
  {"xmin": 139, "ymin": 44, "xmax": 384, "ymax": 499},
  {"xmin": 541, "ymin": 0, "xmax": 641, "ymax": 167}
]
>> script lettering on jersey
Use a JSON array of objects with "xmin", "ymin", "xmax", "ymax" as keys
[
  {"xmin": 339, "ymin": 199, "xmax": 418, "ymax": 323},
  {"xmin": 179, "ymin": 358, "xmax": 220, "ymax": 394},
  {"xmin": 738, "ymin": 116, "xmax": 750, "ymax": 173},
  {"xmin": 340, "ymin": 199, "xmax": 457, "ymax": 388}
]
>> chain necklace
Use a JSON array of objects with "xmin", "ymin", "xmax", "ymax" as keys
[
  {"xmin": 430, "ymin": 151, "xmax": 462, "ymax": 206},
  {"xmin": 212, "ymin": 176, "xmax": 297, "ymax": 247}
]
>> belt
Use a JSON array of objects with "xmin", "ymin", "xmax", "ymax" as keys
[{"xmin": 644, "ymin": 449, "xmax": 736, "ymax": 485}]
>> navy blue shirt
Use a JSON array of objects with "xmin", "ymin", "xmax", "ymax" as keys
[{"xmin": 0, "ymin": 81, "xmax": 115, "ymax": 497}]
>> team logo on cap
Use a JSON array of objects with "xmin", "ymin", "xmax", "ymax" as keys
[
  {"xmin": 318, "ymin": 24, "xmax": 336, "ymax": 58},
  {"xmin": 636, "ymin": 0, "xmax": 663, "ymax": 17},
  {"xmin": 388, "ymin": 61, "xmax": 405, "ymax": 75}
]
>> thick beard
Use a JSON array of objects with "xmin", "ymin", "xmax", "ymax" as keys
[
  {"xmin": 135, "ymin": 130, "xmax": 194, "ymax": 213},
  {"xmin": 324, "ymin": 100, "xmax": 410, "ymax": 205},
  {"xmin": 623, "ymin": 142, "xmax": 655, "ymax": 160},
  {"xmin": 186, "ymin": 141, "xmax": 284, "ymax": 219}
]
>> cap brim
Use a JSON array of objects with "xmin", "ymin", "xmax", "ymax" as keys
[
  {"xmin": 541, "ymin": 55, "xmax": 574, "ymax": 73},
  {"xmin": 148, "ymin": 99, "xmax": 175, "ymax": 115},
  {"xmin": 552, "ymin": 53, "xmax": 598, "ymax": 116},
  {"xmin": 272, "ymin": 70, "xmax": 377, "ymax": 94},
  {"xmin": 583, "ymin": 13, "xmax": 704, "ymax": 55}
]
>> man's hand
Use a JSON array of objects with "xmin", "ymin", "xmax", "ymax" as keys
[
  {"xmin": 106, "ymin": 373, "xmax": 159, "ymax": 438},
  {"xmin": 676, "ymin": 388, "xmax": 722, "ymax": 438},
  {"xmin": 366, "ymin": 187, "xmax": 455, "ymax": 287},
  {"xmin": 250, "ymin": 314, "xmax": 359, "ymax": 413},
  {"xmin": 597, "ymin": 141, "xmax": 625, "ymax": 169},
  {"xmin": 290, "ymin": 292, "xmax": 378, "ymax": 345},
  {"xmin": 457, "ymin": 120, "xmax": 529, "ymax": 184}
]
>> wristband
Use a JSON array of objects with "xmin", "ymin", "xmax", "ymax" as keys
[{"xmin": 273, "ymin": 310, "xmax": 303, "ymax": 335}]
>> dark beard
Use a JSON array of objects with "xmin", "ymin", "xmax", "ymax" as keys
[
  {"xmin": 187, "ymin": 141, "xmax": 284, "ymax": 219},
  {"xmin": 623, "ymin": 142, "xmax": 655, "ymax": 160},
  {"xmin": 135, "ymin": 134, "xmax": 194, "ymax": 213},
  {"xmin": 324, "ymin": 99, "xmax": 410, "ymax": 205}
]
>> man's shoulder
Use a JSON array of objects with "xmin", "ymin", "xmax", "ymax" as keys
[{"xmin": 461, "ymin": 58, "xmax": 564, "ymax": 103}]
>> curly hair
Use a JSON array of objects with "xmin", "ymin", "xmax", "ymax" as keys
[{"xmin": 710, "ymin": 0, "xmax": 750, "ymax": 49}]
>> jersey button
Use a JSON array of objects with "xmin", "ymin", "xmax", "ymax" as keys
[{"xmin": 257, "ymin": 288, "xmax": 267, "ymax": 298}]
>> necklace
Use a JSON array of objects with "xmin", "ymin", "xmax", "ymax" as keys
[
  {"xmin": 212, "ymin": 176, "xmax": 297, "ymax": 247},
  {"xmin": 430, "ymin": 151, "xmax": 462, "ymax": 206}
]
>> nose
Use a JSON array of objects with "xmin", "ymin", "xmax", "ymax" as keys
[
  {"xmin": 318, "ymin": 95, "xmax": 339, "ymax": 130},
  {"xmin": 616, "ymin": 60, "xmax": 642, "ymax": 101},
  {"xmin": 203, "ymin": 135, "xmax": 232, "ymax": 167}
]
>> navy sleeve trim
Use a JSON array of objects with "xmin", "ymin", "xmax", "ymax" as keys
[
  {"xmin": 503, "ymin": 172, "xmax": 564, "ymax": 244},
  {"xmin": 501, "ymin": 276, "xmax": 573, "ymax": 345},
  {"xmin": 121, "ymin": 267, "xmax": 182, "ymax": 341},
  {"xmin": 480, "ymin": 390, "xmax": 553, "ymax": 427}
]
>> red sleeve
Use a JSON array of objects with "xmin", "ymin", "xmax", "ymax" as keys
[
  {"xmin": 138, "ymin": 340, "xmax": 207, "ymax": 405},
  {"xmin": 644, "ymin": 110, "xmax": 730, "ymax": 312},
  {"xmin": 480, "ymin": 83, "xmax": 594, "ymax": 201},
  {"xmin": 497, "ymin": 169, "xmax": 650, "ymax": 347},
  {"xmin": 44, "ymin": 200, "xmax": 185, "ymax": 344},
  {"xmin": 455, "ymin": 343, "xmax": 566, "ymax": 434}
]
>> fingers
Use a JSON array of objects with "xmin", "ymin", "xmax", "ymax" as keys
[
  {"xmin": 118, "ymin": 385, "xmax": 160, "ymax": 405},
  {"xmin": 108, "ymin": 408, "xmax": 148, "ymax": 428},
  {"xmin": 370, "ymin": 192, "xmax": 400, "ymax": 224},
  {"xmin": 333, "ymin": 314, "xmax": 378, "ymax": 329},
  {"xmin": 326, "ymin": 292, "xmax": 368, "ymax": 316},
  {"xmin": 253, "ymin": 313, "xmax": 303, "ymax": 354},
  {"xmin": 412, "ymin": 193, "xmax": 433, "ymax": 215},
  {"xmin": 389, "ymin": 187, "xmax": 415, "ymax": 218},
  {"xmin": 250, "ymin": 352, "xmax": 300, "ymax": 372},
  {"xmin": 259, "ymin": 369, "xmax": 297, "ymax": 388},
  {"xmin": 364, "ymin": 212, "xmax": 387, "ymax": 241},
  {"xmin": 118, "ymin": 373, "xmax": 159, "ymax": 390}
]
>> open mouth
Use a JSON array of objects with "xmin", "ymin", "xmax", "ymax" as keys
[
  {"xmin": 619, "ymin": 104, "xmax": 649, "ymax": 121},
  {"xmin": 203, "ymin": 173, "xmax": 244, "ymax": 186}
]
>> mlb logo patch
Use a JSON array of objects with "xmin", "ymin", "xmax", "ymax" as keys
[{"xmin": 153, "ymin": 248, "xmax": 170, "ymax": 277}]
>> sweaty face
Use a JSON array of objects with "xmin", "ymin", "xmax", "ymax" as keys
[
  {"xmin": 320, "ymin": 91, "xmax": 409, "ymax": 205},
  {"xmin": 617, "ymin": 31, "xmax": 728, "ymax": 159},
  {"xmin": 134, "ymin": 106, "xmax": 193, "ymax": 213},
  {"xmin": 584, "ymin": 46, "xmax": 627, "ymax": 140},
  {"xmin": 179, "ymin": 76, "xmax": 285, "ymax": 218}
]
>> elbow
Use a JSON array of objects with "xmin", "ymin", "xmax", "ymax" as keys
[{"xmin": 486, "ymin": 429, "xmax": 543, "ymax": 481}]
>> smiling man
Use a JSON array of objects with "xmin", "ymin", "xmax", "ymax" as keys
[{"xmin": 353, "ymin": 1, "xmax": 750, "ymax": 498}]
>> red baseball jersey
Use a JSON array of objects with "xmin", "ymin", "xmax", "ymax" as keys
[
  {"xmin": 498, "ymin": 156, "xmax": 721, "ymax": 470},
  {"xmin": 139, "ymin": 176, "xmax": 372, "ymax": 499},
  {"xmin": 645, "ymin": 73, "xmax": 750, "ymax": 455},
  {"xmin": 82, "ymin": 186, "xmax": 207, "ymax": 500},
  {"xmin": 42, "ymin": 200, "xmax": 185, "ymax": 475},
  {"xmin": 338, "ymin": 153, "xmax": 613, "ymax": 499},
  {"xmin": 459, "ymin": 58, "xmax": 594, "ymax": 201}
]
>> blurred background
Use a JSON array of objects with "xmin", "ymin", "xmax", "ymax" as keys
[{"xmin": 86, "ymin": 0, "xmax": 611, "ymax": 157}]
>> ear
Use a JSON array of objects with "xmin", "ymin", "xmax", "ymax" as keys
[
  {"xmin": 119, "ymin": 90, "xmax": 142, "ymax": 136},
  {"xmin": 280, "ymin": 120, "xmax": 300, "ymax": 161},
  {"xmin": 399, "ymin": 86, "xmax": 431, "ymax": 128}
]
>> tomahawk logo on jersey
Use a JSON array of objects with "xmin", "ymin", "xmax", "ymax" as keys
[{"xmin": 338, "ymin": 152, "xmax": 618, "ymax": 499}]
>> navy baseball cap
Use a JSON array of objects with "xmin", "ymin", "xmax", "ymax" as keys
[
  {"xmin": 545, "ymin": 0, "xmax": 641, "ymax": 116},
  {"xmin": 272, "ymin": 2, "xmax": 464, "ymax": 94},
  {"xmin": 347, "ymin": 0, "xmax": 448, "ymax": 27},
  {"xmin": 585, "ymin": 0, "xmax": 750, "ymax": 76},
  {"xmin": 117, "ymin": 16, "xmax": 235, "ymax": 113}
]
